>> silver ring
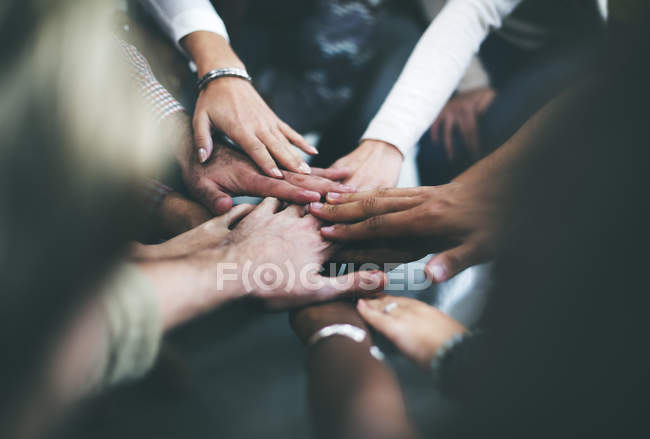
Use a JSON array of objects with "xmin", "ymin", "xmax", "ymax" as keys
[{"xmin": 383, "ymin": 302, "xmax": 398, "ymax": 314}]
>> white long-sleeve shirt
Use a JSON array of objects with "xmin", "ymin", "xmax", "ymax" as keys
[
  {"xmin": 138, "ymin": 0, "xmax": 229, "ymax": 48},
  {"xmin": 362, "ymin": 0, "xmax": 522, "ymax": 156}
]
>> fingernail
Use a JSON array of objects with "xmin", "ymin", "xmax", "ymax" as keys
[
  {"xmin": 309, "ymin": 145, "xmax": 319, "ymax": 154},
  {"xmin": 341, "ymin": 185, "xmax": 356, "ymax": 192},
  {"xmin": 198, "ymin": 148, "xmax": 208, "ymax": 163},
  {"xmin": 304, "ymin": 190, "xmax": 321, "ymax": 200},
  {"xmin": 310, "ymin": 202, "xmax": 323, "ymax": 211},
  {"xmin": 271, "ymin": 168, "xmax": 283, "ymax": 178},
  {"xmin": 428, "ymin": 264, "xmax": 448, "ymax": 282},
  {"xmin": 321, "ymin": 226, "xmax": 336, "ymax": 233},
  {"xmin": 327, "ymin": 192, "xmax": 341, "ymax": 200},
  {"xmin": 298, "ymin": 163, "xmax": 312, "ymax": 174}
]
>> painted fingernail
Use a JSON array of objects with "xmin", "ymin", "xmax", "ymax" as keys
[
  {"xmin": 327, "ymin": 192, "xmax": 341, "ymax": 200},
  {"xmin": 428, "ymin": 264, "xmax": 448, "ymax": 282},
  {"xmin": 321, "ymin": 226, "xmax": 336, "ymax": 233},
  {"xmin": 271, "ymin": 168, "xmax": 283, "ymax": 178},
  {"xmin": 298, "ymin": 163, "xmax": 312, "ymax": 174},
  {"xmin": 310, "ymin": 202, "xmax": 323, "ymax": 211},
  {"xmin": 198, "ymin": 148, "xmax": 208, "ymax": 163}
]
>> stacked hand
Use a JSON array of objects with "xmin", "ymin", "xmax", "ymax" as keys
[
  {"xmin": 136, "ymin": 198, "xmax": 388, "ymax": 330},
  {"xmin": 357, "ymin": 294, "xmax": 466, "ymax": 370},
  {"xmin": 173, "ymin": 113, "xmax": 355, "ymax": 214},
  {"xmin": 309, "ymin": 183, "xmax": 502, "ymax": 283},
  {"xmin": 330, "ymin": 140, "xmax": 404, "ymax": 191}
]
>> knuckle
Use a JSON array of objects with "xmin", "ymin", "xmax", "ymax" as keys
[
  {"xmin": 361, "ymin": 197, "xmax": 378, "ymax": 214},
  {"xmin": 366, "ymin": 215, "xmax": 384, "ymax": 231}
]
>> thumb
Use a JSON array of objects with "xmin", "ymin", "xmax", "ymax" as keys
[
  {"xmin": 425, "ymin": 244, "xmax": 482, "ymax": 283},
  {"xmin": 314, "ymin": 270, "xmax": 387, "ymax": 300},
  {"xmin": 196, "ymin": 181, "xmax": 233, "ymax": 215},
  {"xmin": 193, "ymin": 112, "xmax": 214, "ymax": 163}
]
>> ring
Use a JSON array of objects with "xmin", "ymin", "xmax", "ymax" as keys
[{"xmin": 383, "ymin": 302, "xmax": 398, "ymax": 314}]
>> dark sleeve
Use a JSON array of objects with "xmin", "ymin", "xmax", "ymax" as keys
[{"xmin": 431, "ymin": 331, "xmax": 488, "ymax": 401}]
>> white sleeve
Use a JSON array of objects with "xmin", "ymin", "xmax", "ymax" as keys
[
  {"xmin": 362, "ymin": 0, "xmax": 521, "ymax": 156},
  {"xmin": 138, "ymin": 0, "xmax": 229, "ymax": 48}
]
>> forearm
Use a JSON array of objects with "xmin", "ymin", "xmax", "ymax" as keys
[
  {"xmin": 137, "ymin": 248, "xmax": 240, "ymax": 331},
  {"xmin": 181, "ymin": 31, "xmax": 245, "ymax": 77},
  {"xmin": 362, "ymin": 0, "xmax": 520, "ymax": 155},
  {"xmin": 453, "ymin": 91, "xmax": 571, "ymax": 191},
  {"xmin": 291, "ymin": 302, "xmax": 415, "ymax": 439},
  {"xmin": 139, "ymin": 0, "xmax": 229, "ymax": 51}
]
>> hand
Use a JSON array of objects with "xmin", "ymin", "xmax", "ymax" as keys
[
  {"xmin": 223, "ymin": 198, "xmax": 388, "ymax": 310},
  {"xmin": 309, "ymin": 183, "xmax": 502, "ymax": 283},
  {"xmin": 131, "ymin": 204, "xmax": 254, "ymax": 260},
  {"xmin": 357, "ymin": 294, "xmax": 466, "ymax": 370},
  {"xmin": 139, "ymin": 198, "xmax": 387, "ymax": 329},
  {"xmin": 431, "ymin": 87, "xmax": 496, "ymax": 162},
  {"xmin": 182, "ymin": 31, "xmax": 317, "ymax": 177},
  {"xmin": 151, "ymin": 192, "xmax": 213, "ymax": 238},
  {"xmin": 174, "ymin": 113, "xmax": 355, "ymax": 214},
  {"xmin": 330, "ymin": 140, "xmax": 403, "ymax": 191}
]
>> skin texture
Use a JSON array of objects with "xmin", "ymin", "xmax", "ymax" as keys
[
  {"xmin": 171, "ymin": 112, "xmax": 355, "ymax": 215},
  {"xmin": 137, "ymin": 198, "xmax": 388, "ymax": 330},
  {"xmin": 431, "ymin": 87, "xmax": 496, "ymax": 162},
  {"xmin": 310, "ymin": 183, "xmax": 501, "ymax": 283},
  {"xmin": 330, "ymin": 139, "xmax": 404, "ymax": 191},
  {"xmin": 357, "ymin": 294, "xmax": 466, "ymax": 371},
  {"xmin": 290, "ymin": 302, "xmax": 416, "ymax": 439},
  {"xmin": 182, "ymin": 31, "xmax": 316, "ymax": 177},
  {"xmin": 309, "ymin": 96, "xmax": 560, "ymax": 283}
]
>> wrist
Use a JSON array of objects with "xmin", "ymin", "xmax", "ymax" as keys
[
  {"xmin": 181, "ymin": 31, "xmax": 245, "ymax": 77},
  {"xmin": 290, "ymin": 302, "xmax": 366, "ymax": 344},
  {"xmin": 138, "ymin": 245, "xmax": 244, "ymax": 331},
  {"xmin": 360, "ymin": 139, "xmax": 404, "ymax": 161}
]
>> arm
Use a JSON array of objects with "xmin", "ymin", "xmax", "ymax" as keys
[
  {"xmin": 140, "ymin": 1, "xmax": 317, "ymax": 177},
  {"xmin": 138, "ymin": 0, "xmax": 229, "ymax": 50},
  {"xmin": 331, "ymin": 0, "xmax": 519, "ymax": 190},
  {"xmin": 362, "ymin": 0, "xmax": 520, "ymax": 156},
  {"xmin": 313, "ymin": 90, "xmax": 572, "ymax": 282},
  {"xmin": 117, "ymin": 38, "xmax": 355, "ymax": 214},
  {"xmin": 291, "ymin": 302, "xmax": 416, "ymax": 439}
]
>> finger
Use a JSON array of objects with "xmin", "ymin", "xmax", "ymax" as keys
[
  {"xmin": 194, "ymin": 180, "xmax": 233, "ymax": 215},
  {"xmin": 325, "ymin": 187, "xmax": 426, "ymax": 205},
  {"xmin": 282, "ymin": 203, "xmax": 311, "ymax": 218},
  {"xmin": 232, "ymin": 131, "xmax": 283, "ymax": 178},
  {"xmin": 283, "ymin": 172, "xmax": 355, "ymax": 196},
  {"xmin": 224, "ymin": 203, "xmax": 255, "ymax": 227},
  {"xmin": 431, "ymin": 116, "xmax": 442, "ymax": 144},
  {"xmin": 458, "ymin": 111, "xmax": 481, "ymax": 161},
  {"xmin": 278, "ymin": 121, "xmax": 318, "ymax": 155},
  {"xmin": 309, "ymin": 196, "xmax": 420, "ymax": 223},
  {"xmin": 311, "ymin": 167, "xmax": 351, "ymax": 181},
  {"xmin": 258, "ymin": 129, "xmax": 311, "ymax": 175},
  {"xmin": 358, "ymin": 294, "xmax": 413, "ymax": 315},
  {"xmin": 425, "ymin": 243, "xmax": 484, "ymax": 283},
  {"xmin": 356, "ymin": 299, "xmax": 402, "ymax": 340},
  {"xmin": 320, "ymin": 210, "xmax": 415, "ymax": 241},
  {"xmin": 443, "ymin": 116, "xmax": 456, "ymax": 161},
  {"xmin": 247, "ymin": 174, "xmax": 321, "ymax": 203},
  {"xmin": 311, "ymin": 270, "xmax": 387, "ymax": 302},
  {"xmin": 192, "ymin": 112, "xmax": 214, "ymax": 164},
  {"xmin": 251, "ymin": 197, "xmax": 282, "ymax": 216}
]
